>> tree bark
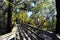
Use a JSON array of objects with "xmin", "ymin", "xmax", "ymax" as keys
[
  {"xmin": 55, "ymin": 0, "xmax": 60, "ymax": 34},
  {"xmin": 7, "ymin": 0, "xmax": 13, "ymax": 33}
]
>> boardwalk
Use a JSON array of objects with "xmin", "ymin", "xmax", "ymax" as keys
[
  {"xmin": 15, "ymin": 23, "xmax": 60, "ymax": 40},
  {"xmin": 0, "ymin": 23, "xmax": 60, "ymax": 40}
]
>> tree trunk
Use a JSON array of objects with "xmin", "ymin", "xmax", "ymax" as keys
[
  {"xmin": 55, "ymin": 0, "xmax": 60, "ymax": 34},
  {"xmin": 7, "ymin": 0, "xmax": 13, "ymax": 33}
]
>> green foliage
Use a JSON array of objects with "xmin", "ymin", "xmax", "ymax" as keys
[
  {"xmin": 1, "ymin": 0, "xmax": 56, "ymax": 32},
  {"xmin": 12, "ymin": 12, "xmax": 16, "ymax": 24},
  {"xmin": 18, "ymin": 10, "xmax": 28, "ymax": 23}
]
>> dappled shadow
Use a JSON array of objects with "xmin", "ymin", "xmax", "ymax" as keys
[{"xmin": 15, "ymin": 22, "xmax": 60, "ymax": 40}]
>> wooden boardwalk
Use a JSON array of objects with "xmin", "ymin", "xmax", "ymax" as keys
[
  {"xmin": 16, "ymin": 23, "xmax": 60, "ymax": 40},
  {"xmin": 0, "ymin": 23, "xmax": 60, "ymax": 40}
]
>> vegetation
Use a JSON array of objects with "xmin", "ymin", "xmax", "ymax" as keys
[{"xmin": 0, "ymin": 0, "xmax": 57, "ymax": 34}]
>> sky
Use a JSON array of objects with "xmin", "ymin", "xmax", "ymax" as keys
[
  {"xmin": 27, "ymin": 11, "xmax": 32, "ymax": 17},
  {"xmin": 27, "ymin": 3, "xmax": 35, "ymax": 17}
]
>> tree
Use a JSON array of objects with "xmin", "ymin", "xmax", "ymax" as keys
[
  {"xmin": 18, "ymin": 10, "xmax": 28, "ymax": 23},
  {"xmin": 55, "ymin": 0, "xmax": 60, "ymax": 34},
  {"xmin": 0, "ymin": 0, "xmax": 9, "ymax": 35},
  {"xmin": 7, "ymin": 0, "xmax": 13, "ymax": 33}
]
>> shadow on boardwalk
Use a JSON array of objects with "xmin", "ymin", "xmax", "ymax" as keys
[{"xmin": 15, "ymin": 22, "xmax": 60, "ymax": 40}]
